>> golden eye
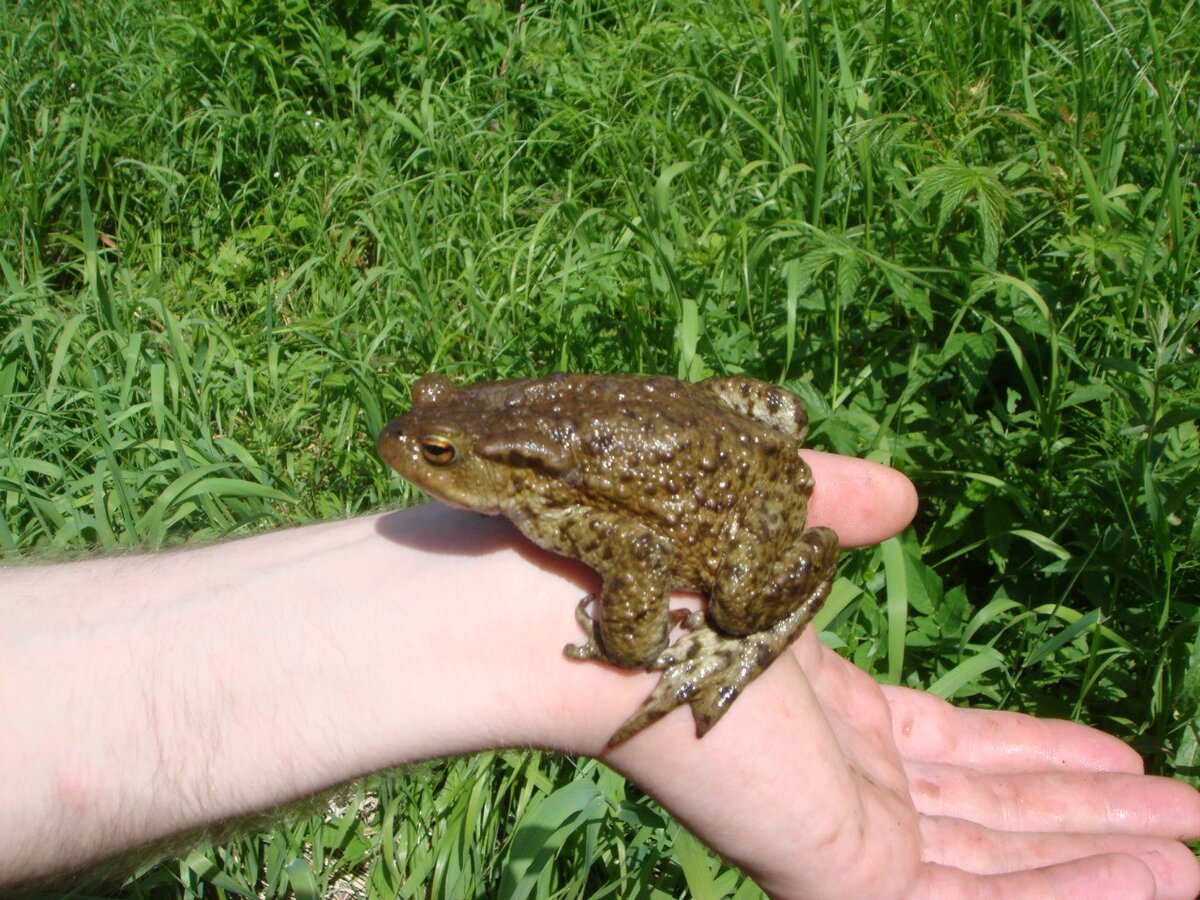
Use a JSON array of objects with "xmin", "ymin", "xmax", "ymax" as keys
[{"xmin": 420, "ymin": 436, "xmax": 457, "ymax": 465}]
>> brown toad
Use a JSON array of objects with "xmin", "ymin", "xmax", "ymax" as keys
[{"xmin": 377, "ymin": 373, "xmax": 839, "ymax": 745}]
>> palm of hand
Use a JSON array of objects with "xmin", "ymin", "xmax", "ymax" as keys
[
  {"xmin": 608, "ymin": 630, "xmax": 1200, "ymax": 899},
  {"xmin": 726, "ymin": 633, "xmax": 1197, "ymax": 898}
]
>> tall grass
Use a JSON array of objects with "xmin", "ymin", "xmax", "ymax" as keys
[{"xmin": 3, "ymin": 0, "xmax": 1198, "ymax": 895}]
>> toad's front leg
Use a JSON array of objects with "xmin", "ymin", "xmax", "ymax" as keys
[{"xmin": 562, "ymin": 527, "xmax": 673, "ymax": 668}]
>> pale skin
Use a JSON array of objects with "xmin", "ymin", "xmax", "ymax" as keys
[{"xmin": 2, "ymin": 452, "xmax": 1199, "ymax": 897}]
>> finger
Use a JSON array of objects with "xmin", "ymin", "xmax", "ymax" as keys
[
  {"xmin": 907, "ymin": 761, "xmax": 1200, "ymax": 840},
  {"xmin": 917, "ymin": 853, "xmax": 1157, "ymax": 900},
  {"xmin": 881, "ymin": 684, "xmax": 1146, "ymax": 774},
  {"xmin": 803, "ymin": 451, "xmax": 918, "ymax": 547},
  {"xmin": 920, "ymin": 817, "xmax": 1200, "ymax": 899}
]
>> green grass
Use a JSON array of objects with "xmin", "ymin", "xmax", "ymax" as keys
[{"xmin": 3, "ymin": 0, "xmax": 1198, "ymax": 895}]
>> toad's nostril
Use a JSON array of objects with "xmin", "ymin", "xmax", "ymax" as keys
[{"xmin": 377, "ymin": 423, "xmax": 403, "ymax": 452}]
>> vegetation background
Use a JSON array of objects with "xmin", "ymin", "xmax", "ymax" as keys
[{"xmin": 2, "ymin": 0, "xmax": 1197, "ymax": 896}]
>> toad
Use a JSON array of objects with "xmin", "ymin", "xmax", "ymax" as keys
[{"xmin": 377, "ymin": 373, "xmax": 839, "ymax": 745}]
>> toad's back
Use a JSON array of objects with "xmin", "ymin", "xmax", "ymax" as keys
[{"xmin": 380, "ymin": 372, "xmax": 812, "ymax": 587}]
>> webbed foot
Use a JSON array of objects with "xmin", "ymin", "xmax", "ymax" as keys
[{"xmin": 606, "ymin": 604, "xmax": 817, "ymax": 746}]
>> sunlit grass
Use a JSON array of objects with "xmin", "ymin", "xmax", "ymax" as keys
[{"xmin": 3, "ymin": 0, "xmax": 1198, "ymax": 896}]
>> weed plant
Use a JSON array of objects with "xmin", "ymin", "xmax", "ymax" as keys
[{"xmin": 2, "ymin": 0, "xmax": 1198, "ymax": 896}]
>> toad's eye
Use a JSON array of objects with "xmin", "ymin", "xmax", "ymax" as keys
[{"xmin": 420, "ymin": 436, "xmax": 457, "ymax": 465}]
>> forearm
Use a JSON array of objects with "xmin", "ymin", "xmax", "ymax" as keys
[
  {"xmin": 0, "ymin": 507, "xmax": 618, "ymax": 887},
  {"xmin": 2, "ymin": 455, "xmax": 946, "ymax": 896}
]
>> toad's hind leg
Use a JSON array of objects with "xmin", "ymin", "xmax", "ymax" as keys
[
  {"xmin": 608, "ymin": 527, "xmax": 839, "ymax": 745},
  {"xmin": 698, "ymin": 376, "xmax": 809, "ymax": 439}
]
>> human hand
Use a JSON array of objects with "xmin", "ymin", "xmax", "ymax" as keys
[
  {"xmin": 597, "ymin": 453, "xmax": 1200, "ymax": 899},
  {"xmin": 7, "ymin": 451, "xmax": 1196, "ymax": 897}
]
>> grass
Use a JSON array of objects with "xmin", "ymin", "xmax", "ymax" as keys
[{"xmin": 2, "ymin": 0, "xmax": 1198, "ymax": 895}]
